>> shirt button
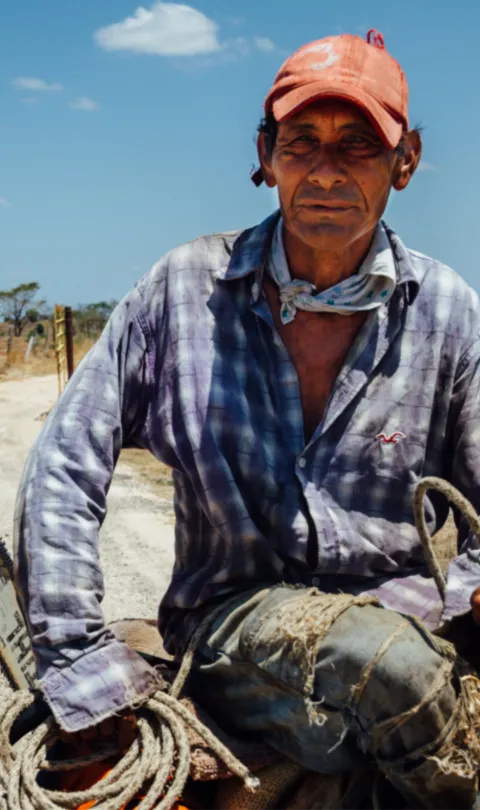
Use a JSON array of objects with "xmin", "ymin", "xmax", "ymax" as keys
[{"xmin": 298, "ymin": 458, "xmax": 307, "ymax": 469}]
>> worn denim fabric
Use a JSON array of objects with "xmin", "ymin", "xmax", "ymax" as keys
[{"xmin": 188, "ymin": 587, "xmax": 457, "ymax": 778}]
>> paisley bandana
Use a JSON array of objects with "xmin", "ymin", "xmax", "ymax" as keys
[{"xmin": 268, "ymin": 218, "xmax": 397, "ymax": 325}]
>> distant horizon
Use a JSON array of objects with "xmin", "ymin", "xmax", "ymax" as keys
[{"xmin": 0, "ymin": 0, "xmax": 478, "ymax": 306}]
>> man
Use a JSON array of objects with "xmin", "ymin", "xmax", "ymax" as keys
[{"xmin": 14, "ymin": 30, "xmax": 480, "ymax": 808}]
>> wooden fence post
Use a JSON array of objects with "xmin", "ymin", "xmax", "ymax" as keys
[
  {"xmin": 6, "ymin": 325, "xmax": 13, "ymax": 368},
  {"xmin": 25, "ymin": 335, "xmax": 36, "ymax": 361},
  {"xmin": 54, "ymin": 305, "xmax": 74, "ymax": 396},
  {"xmin": 65, "ymin": 306, "xmax": 74, "ymax": 379}
]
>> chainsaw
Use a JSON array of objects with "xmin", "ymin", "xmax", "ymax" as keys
[{"xmin": 0, "ymin": 537, "xmax": 36, "ymax": 690}]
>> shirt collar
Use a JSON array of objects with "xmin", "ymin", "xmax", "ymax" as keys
[
  {"xmin": 359, "ymin": 222, "xmax": 397, "ymax": 281},
  {"xmin": 224, "ymin": 211, "xmax": 421, "ymax": 302},
  {"xmin": 269, "ymin": 217, "xmax": 397, "ymax": 286},
  {"xmin": 224, "ymin": 211, "xmax": 279, "ymax": 284},
  {"xmin": 382, "ymin": 222, "xmax": 422, "ymax": 299}
]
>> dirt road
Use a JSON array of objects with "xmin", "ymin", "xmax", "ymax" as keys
[{"xmin": 0, "ymin": 374, "xmax": 175, "ymax": 624}]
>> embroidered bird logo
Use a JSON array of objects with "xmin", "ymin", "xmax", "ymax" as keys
[{"xmin": 375, "ymin": 431, "xmax": 406, "ymax": 444}]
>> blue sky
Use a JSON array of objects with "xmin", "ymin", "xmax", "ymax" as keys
[{"xmin": 0, "ymin": 1, "xmax": 479, "ymax": 306}]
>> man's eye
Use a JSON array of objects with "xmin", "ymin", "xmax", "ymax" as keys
[
  {"xmin": 345, "ymin": 136, "xmax": 369, "ymax": 146},
  {"xmin": 341, "ymin": 135, "xmax": 381, "ymax": 155},
  {"xmin": 288, "ymin": 135, "xmax": 316, "ymax": 149}
]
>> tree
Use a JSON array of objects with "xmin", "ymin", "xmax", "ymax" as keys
[
  {"xmin": 25, "ymin": 308, "xmax": 40, "ymax": 323},
  {"xmin": 0, "ymin": 282, "xmax": 42, "ymax": 336},
  {"xmin": 74, "ymin": 300, "xmax": 117, "ymax": 339}
]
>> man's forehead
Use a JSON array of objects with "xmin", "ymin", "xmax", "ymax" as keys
[{"xmin": 280, "ymin": 99, "xmax": 373, "ymax": 131}]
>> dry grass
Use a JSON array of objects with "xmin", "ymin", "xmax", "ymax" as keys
[
  {"xmin": 0, "ymin": 337, "xmax": 95, "ymax": 380},
  {"xmin": 432, "ymin": 512, "xmax": 457, "ymax": 573},
  {"xmin": 119, "ymin": 448, "xmax": 174, "ymax": 501}
]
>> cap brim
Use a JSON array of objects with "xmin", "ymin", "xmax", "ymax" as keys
[{"xmin": 271, "ymin": 83, "xmax": 403, "ymax": 149}]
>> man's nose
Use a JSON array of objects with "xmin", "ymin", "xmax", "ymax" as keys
[{"xmin": 307, "ymin": 147, "xmax": 347, "ymax": 191}]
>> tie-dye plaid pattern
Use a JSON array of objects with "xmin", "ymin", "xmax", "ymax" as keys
[{"xmin": 14, "ymin": 213, "xmax": 480, "ymax": 732}]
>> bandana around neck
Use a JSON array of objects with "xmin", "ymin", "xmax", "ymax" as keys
[{"xmin": 268, "ymin": 218, "xmax": 397, "ymax": 325}]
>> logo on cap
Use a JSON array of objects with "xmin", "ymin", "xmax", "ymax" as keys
[{"xmin": 302, "ymin": 42, "xmax": 339, "ymax": 71}]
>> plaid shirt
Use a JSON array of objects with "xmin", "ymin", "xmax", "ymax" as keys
[{"xmin": 14, "ymin": 213, "xmax": 480, "ymax": 732}]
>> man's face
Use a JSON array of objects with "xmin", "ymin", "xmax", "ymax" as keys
[{"xmin": 260, "ymin": 99, "xmax": 417, "ymax": 253}]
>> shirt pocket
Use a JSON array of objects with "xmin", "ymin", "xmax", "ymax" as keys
[
  {"xmin": 359, "ymin": 431, "xmax": 425, "ymax": 479},
  {"xmin": 332, "ymin": 397, "xmax": 430, "ymax": 483}
]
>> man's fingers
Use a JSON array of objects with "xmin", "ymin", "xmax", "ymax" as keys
[
  {"xmin": 97, "ymin": 717, "xmax": 115, "ymax": 740},
  {"xmin": 79, "ymin": 726, "xmax": 97, "ymax": 743},
  {"xmin": 117, "ymin": 714, "xmax": 137, "ymax": 752},
  {"xmin": 58, "ymin": 713, "xmax": 137, "ymax": 755},
  {"xmin": 470, "ymin": 587, "xmax": 480, "ymax": 624}
]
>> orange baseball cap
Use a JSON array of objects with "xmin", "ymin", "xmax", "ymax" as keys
[{"xmin": 252, "ymin": 30, "xmax": 408, "ymax": 185}]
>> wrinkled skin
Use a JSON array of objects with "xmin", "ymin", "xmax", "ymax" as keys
[{"xmin": 258, "ymin": 98, "xmax": 421, "ymax": 290}]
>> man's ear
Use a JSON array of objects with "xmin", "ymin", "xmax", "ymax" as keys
[
  {"xmin": 393, "ymin": 129, "xmax": 422, "ymax": 192},
  {"xmin": 257, "ymin": 132, "xmax": 277, "ymax": 189}
]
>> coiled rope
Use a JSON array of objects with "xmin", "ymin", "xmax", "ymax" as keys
[{"xmin": 0, "ymin": 603, "xmax": 259, "ymax": 809}]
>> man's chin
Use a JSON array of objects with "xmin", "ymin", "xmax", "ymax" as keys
[{"xmin": 289, "ymin": 217, "xmax": 358, "ymax": 251}]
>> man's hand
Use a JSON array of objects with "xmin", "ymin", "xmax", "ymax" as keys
[
  {"xmin": 59, "ymin": 713, "xmax": 137, "ymax": 757},
  {"xmin": 470, "ymin": 587, "xmax": 480, "ymax": 626}
]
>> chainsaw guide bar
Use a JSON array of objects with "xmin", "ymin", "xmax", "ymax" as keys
[{"xmin": 0, "ymin": 539, "xmax": 36, "ymax": 690}]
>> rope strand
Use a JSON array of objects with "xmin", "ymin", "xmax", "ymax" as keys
[{"xmin": 414, "ymin": 476, "xmax": 480, "ymax": 602}]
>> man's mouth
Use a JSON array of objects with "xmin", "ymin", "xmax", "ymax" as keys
[{"xmin": 299, "ymin": 201, "xmax": 354, "ymax": 212}]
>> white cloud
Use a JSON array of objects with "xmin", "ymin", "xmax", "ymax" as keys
[
  {"xmin": 0, "ymin": 198, "xmax": 11, "ymax": 209},
  {"xmin": 253, "ymin": 36, "xmax": 275, "ymax": 53},
  {"xmin": 94, "ymin": 2, "xmax": 221, "ymax": 56},
  {"xmin": 233, "ymin": 37, "xmax": 250, "ymax": 57},
  {"xmin": 12, "ymin": 77, "xmax": 63, "ymax": 92},
  {"xmin": 417, "ymin": 161, "xmax": 437, "ymax": 172},
  {"xmin": 94, "ymin": 3, "xmax": 276, "ymax": 60},
  {"xmin": 70, "ymin": 97, "xmax": 101, "ymax": 112}
]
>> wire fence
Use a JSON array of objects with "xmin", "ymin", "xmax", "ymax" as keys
[{"xmin": 0, "ymin": 307, "xmax": 76, "ymax": 388}]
